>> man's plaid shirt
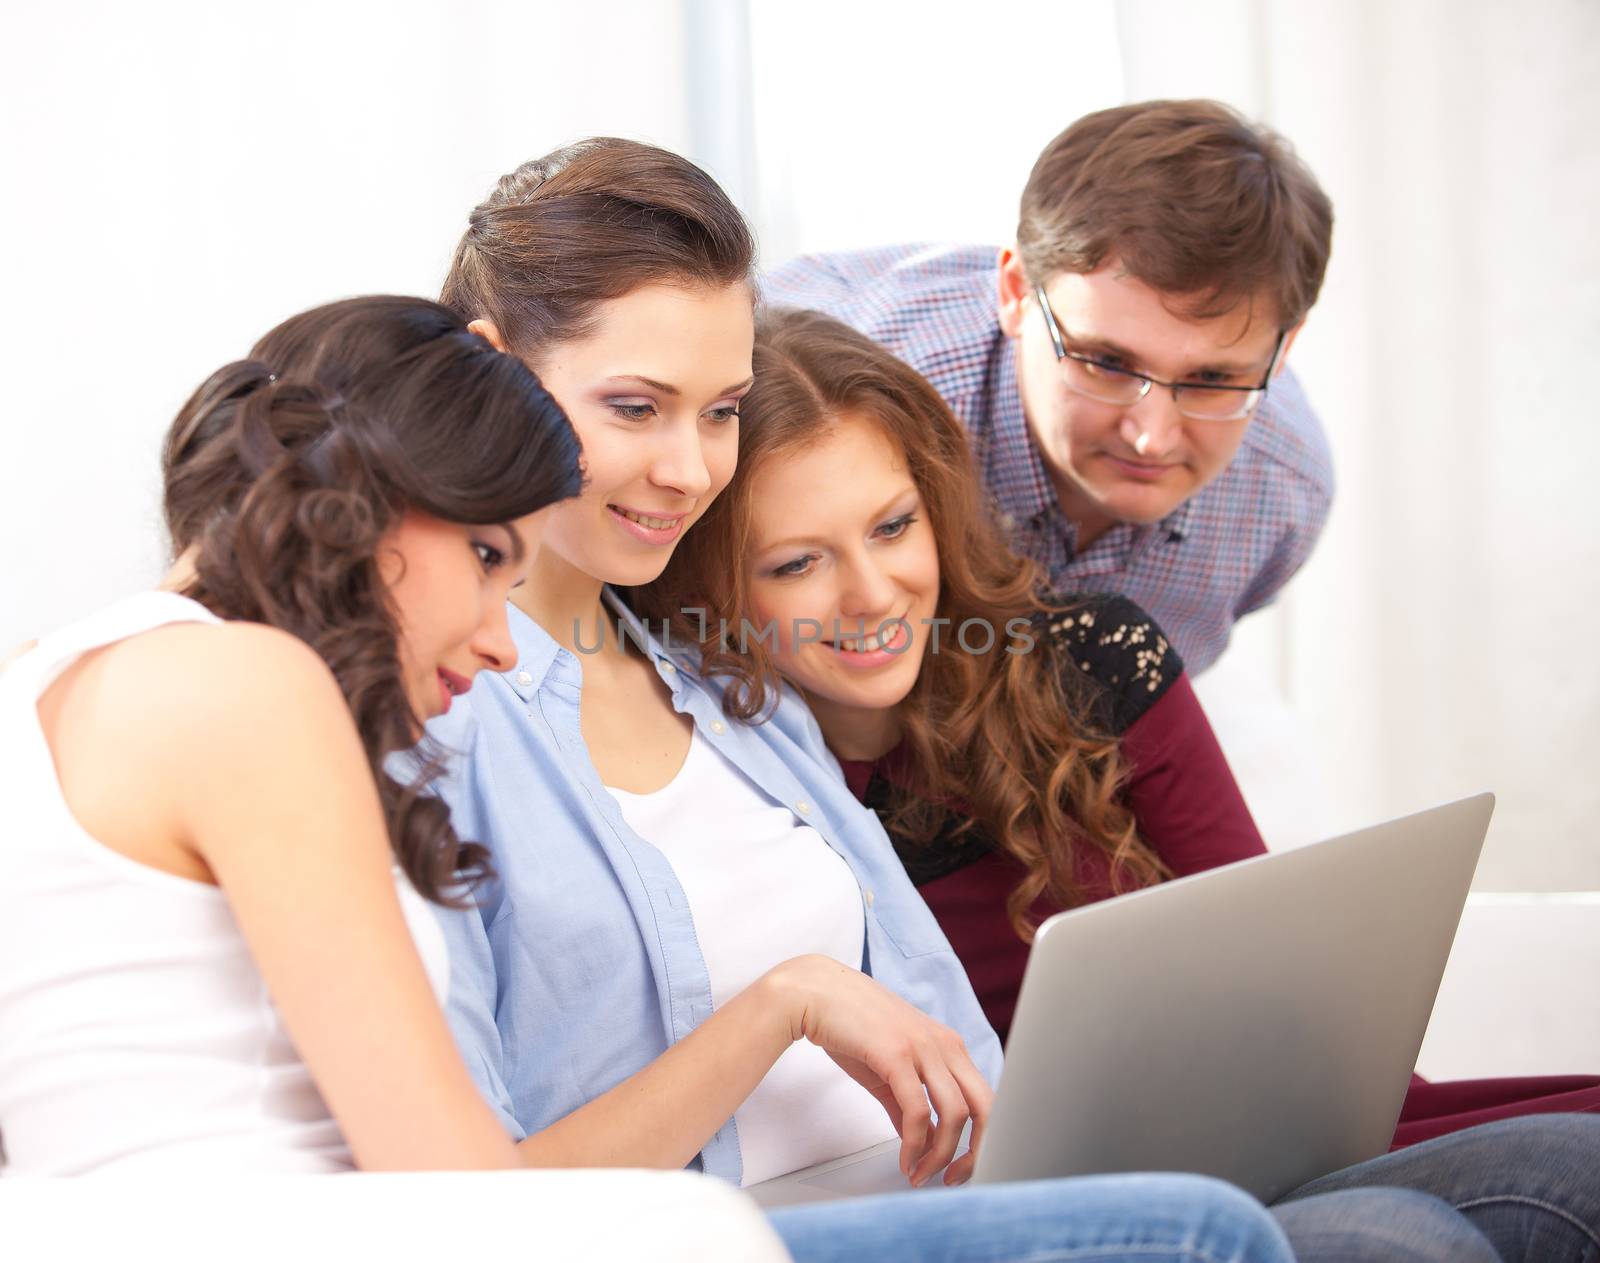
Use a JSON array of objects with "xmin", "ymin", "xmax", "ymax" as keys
[{"xmin": 763, "ymin": 244, "xmax": 1335, "ymax": 673}]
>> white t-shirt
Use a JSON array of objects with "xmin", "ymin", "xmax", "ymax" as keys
[
  {"xmin": 0, "ymin": 591, "xmax": 449, "ymax": 1175},
  {"xmin": 608, "ymin": 729, "xmax": 897, "ymax": 1185}
]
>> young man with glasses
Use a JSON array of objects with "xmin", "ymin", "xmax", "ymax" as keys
[{"xmin": 764, "ymin": 98, "xmax": 1332, "ymax": 673}]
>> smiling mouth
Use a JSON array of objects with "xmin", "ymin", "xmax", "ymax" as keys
[
  {"xmin": 435, "ymin": 668, "xmax": 471, "ymax": 716},
  {"xmin": 609, "ymin": 505, "xmax": 685, "ymax": 530},
  {"xmin": 824, "ymin": 620, "xmax": 912, "ymax": 654}
]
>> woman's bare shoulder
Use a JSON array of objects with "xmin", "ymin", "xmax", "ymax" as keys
[{"xmin": 64, "ymin": 619, "xmax": 354, "ymax": 764}]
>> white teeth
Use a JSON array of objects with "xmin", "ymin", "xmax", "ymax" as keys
[
  {"xmin": 616, "ymin": 507, "xmax": 676, "ymax": 530},
  {"xmin": 837, "ymin": 631, "xmax": 885, "ymax": 653}
]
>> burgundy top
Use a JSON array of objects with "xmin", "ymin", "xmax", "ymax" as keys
[{"xmin": 839, "ymin": 592, "xmax": 1599, "ymax": 1145}]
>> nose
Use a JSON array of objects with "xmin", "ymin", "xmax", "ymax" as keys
[
  {"xmin": 649, "ymin": 418, "xmax": 712, "ymax": 499},
  {"xmin": 836, "ymin": 552, "xmax": 898, "ymax": 629},
  {"xmin": 1121, "ymin": 389, "xmax": 1184, "ymax": 459},
  {"xmin": 472, "ymin": 598, "xmax": 518, "ymax": 674}
]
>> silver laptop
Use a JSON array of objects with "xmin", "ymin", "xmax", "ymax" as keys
[{"xmin": 749, "ymin": 793, "xmax": 1494, "ymax": 1207}]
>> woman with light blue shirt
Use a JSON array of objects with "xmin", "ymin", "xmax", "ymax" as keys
[{"xmin": 422, "ymin": 138, "xmax": 1519, "ymax": 1263}]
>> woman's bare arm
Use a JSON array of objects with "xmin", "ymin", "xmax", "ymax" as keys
[
  {"xmin": 69, "ymin": 621, "xmax": 988, "ymax": 1178},
  {"xmin": 515, "ymin": 954, "xmax": 993, "ymax": 1187},
  {"xmin": 130, "ymin": 622, "xmax": 521, "ymax": 1170}
]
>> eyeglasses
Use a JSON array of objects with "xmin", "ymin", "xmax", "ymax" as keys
[{"xmin": 1034, "ymin": 285, "xmax": 1286, "ymax": 422}]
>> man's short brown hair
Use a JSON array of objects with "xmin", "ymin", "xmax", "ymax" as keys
[{"xmin": 1017, "ymin": 99, "xmax": 1333, "ymax": 329}]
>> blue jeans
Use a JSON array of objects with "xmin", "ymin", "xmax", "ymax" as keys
[
  {"xmin": 1276, "ymin": 1114, "xmax": 1600, "ymax": 1262},
  {"xmin": 768, "ymin": 1116, "xmax": 1600, "ymax": 1262},
  {"xmin": 769, "ymin": 1172, "xmax": 1294, "ymax": 1263}
]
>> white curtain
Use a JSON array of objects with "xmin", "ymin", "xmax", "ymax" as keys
[{"xmin": 1118, "ymin": 0, "xmax": 1600, "ymax": 896}]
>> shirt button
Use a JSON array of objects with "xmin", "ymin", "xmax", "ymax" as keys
[
  {"xmin": 659, "ymin": 661, "xmax": 677, "ymax": 675},
  {"xmin": 710, "ymin": 720, "xmax": 726, "ymax": 735},
  {"xmin": 515, "ymin": 670, "xmax": 533, "ymax": 686},
  {"xmin": 864, "ymin": 889, "xmax": 875, "ymax": 907},
  {"xmin": 794, "ymin": 800, "xmax": 812, "ymax": 816}
]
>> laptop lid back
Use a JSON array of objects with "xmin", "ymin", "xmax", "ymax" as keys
[{"xmin": 973, "ymin": 793, "xmax": 1494, "ymax": 1202}]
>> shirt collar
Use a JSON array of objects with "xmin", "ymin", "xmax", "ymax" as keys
[
  {"xmin": 499, "ymin": 587, "xmax": 694, "ymax": 705},
  {"xmin": 982, "ymin": 334, "xmax": 1058, "ymax": 528},
  {"xmin": 1162, "ymin": 496, "xmax": 1194, "ymax": 543}
]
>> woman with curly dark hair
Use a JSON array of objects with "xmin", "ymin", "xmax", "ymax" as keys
[{"xmin": 0, "ymin": 295, "xmax": 584, "ymax": 1173}]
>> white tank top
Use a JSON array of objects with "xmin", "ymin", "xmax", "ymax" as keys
[
  {"xmin": 0, "ymin": 591, "xmax": 450, "ymax": 1176},
  {"xmin": 608, "ymin": 729, "xmax": 896, "ymax": 1185}
]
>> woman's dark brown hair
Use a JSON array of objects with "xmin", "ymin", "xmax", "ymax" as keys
[
  {"xmin": 439, "ymin": 137, "xmax": 756, "ymax": 357},
  {"xmin": 161, "ymin": 295, "xmax": 582, "ymax": 904},
  {"xmin": 1018, "ymin": 98, "xmax": 1333, "ymax": 328},
  {"xmin": 639, "ymin": 308, "xmax": 1169, "ymax": 941}
]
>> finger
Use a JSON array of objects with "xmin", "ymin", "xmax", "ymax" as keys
[
  {"xmin": 945, "ymin": 1102, "xmax": 982, "ymax": 1186},
  {"xmin": 882, "ymin": 1063, "xmax": 932, "ymax": 1179},
  {"xmin": 877, "ymin": 1091, "xmax": 905, "ymax": 1136},
  {"xmin": 909, "ymin": 1055, "xmax": 968, "ymax": 1187},
  {"xmin": 944, "ymin": 1047, "xmax": 993, "ymax": 1185}
]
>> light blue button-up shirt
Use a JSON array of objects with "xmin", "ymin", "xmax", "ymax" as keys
[{"xmin": 422, "ymin": 593, "xmax": 1003, "ymax": 1185}]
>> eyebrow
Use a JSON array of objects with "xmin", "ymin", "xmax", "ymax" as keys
[
  {"xmin": 757, "ymin": 485, "xmax": 919, "ymax": 555},
  {"xmin": 1063, "ymin": 329, "xmax": 1263, "ymax": 378},
  {"xmin": 503, "ymin": 522, "xmax": 529, "ymax": 563},
  {"xmin": 604, "ymin": 374, "xmax": 755, "ymax": 398}
]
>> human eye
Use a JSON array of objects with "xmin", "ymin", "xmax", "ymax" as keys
[
  {"xmin": 875, "ymin": 513, "xmax": 918, "ymax": 541},
  {"xmin": 608, "ymin": 399, "xmax": 657, "ymax": 421},
  {"xmin": 769, "ymin": 553, "xmax": 819, "ymax": 579},
  {"xmin": 1072, "ymin": 351, "xmax": 1128, "ymax": 379},
  {"xmin": 473, "ymin": 540, "xmax": 507, "ymax": 572},
  {"xmin": 705, "ymin": 403, "xmax": 742, "ymax": 424}
]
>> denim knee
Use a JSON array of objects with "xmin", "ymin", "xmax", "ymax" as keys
[
  {"xmin": 1271, "ymin": 1187, "xmax": 1499, "ymax": 1263},
  {"xmin": 1444, "ymin": 1115, "xmax": 1600, "ymax": 1262},
  {"xmin": 769, "ymin": 1172, "xmax": 1293, "ymax": 1263},
  {"xmin": 1279, "ymin": 1113, "xmax": 1600, "ymax": 1261}
]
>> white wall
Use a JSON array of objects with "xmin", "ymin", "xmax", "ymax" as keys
[
  {"xmin": 0, "ymin": 0, "xmax": 694, "ymax": 647},
  {"xmin": 1117, "ymin": 0, "xmax": 1600, "ymax": 893},
  {"xmin": 745, "ymin": 0, "xmax": 1123, "ymax": 262}
]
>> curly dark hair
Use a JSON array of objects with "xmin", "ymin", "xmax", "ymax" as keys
[{"xmin": 161, "ymin": 295, "xmax": 582, "ymax": 904}]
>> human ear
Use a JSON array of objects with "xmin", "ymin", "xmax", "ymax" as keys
[
  {"xmin": 467, "ymin": 318, "xmax": 510, "ymax": 353},
  {"xmin": 996, "ymin": 248, "xmax": 1032, "ymax": 340}
]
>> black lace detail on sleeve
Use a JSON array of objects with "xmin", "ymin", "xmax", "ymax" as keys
[{"xmin": 1036, "ymin": 593, "xmax": 1184, "ymax": 735}]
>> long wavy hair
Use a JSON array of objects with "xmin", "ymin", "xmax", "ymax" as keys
[
  {"xmin": 638, "ymin": 308, "xmax": 1169, "ymax": 940},
  {"xmin": 161, "ymin": 295, "xmax": 582, "ymax": 904}
]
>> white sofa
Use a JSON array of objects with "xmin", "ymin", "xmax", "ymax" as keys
[{"xmin": 0, "ymin": 1169, "xmax": 792, "ymax": 1263}]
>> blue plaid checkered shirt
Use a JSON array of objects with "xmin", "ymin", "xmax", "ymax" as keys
[{"xmin": 763, "ymin": 244, "xmax": 1335, "ymax": 673}]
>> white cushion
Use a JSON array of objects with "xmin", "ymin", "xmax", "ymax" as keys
[{"xmin": 0, "ymin": 1168, "xmax": 793, "ymax": 1262}]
